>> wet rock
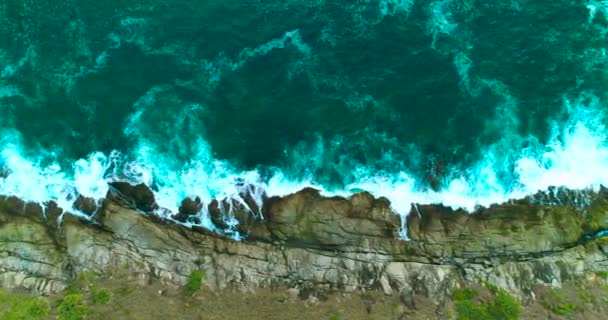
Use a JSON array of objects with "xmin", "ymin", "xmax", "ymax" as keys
[
  {"xmin": 207, "ymin": 195, "xmax": 266, "ymax": 236},
  {"xmin": 1, "ymin": 187, "xmax": 608, "ymax": 302},
  {"xmin": 175, "ymin": 197, "xmax": 203, "ymax": 224},
  {"xmin": 1, "ymin": 196, "xmax": 27, "ymax": 216},
  {"xmin": 74, "ymin": 196, "xmax": 98, "ymax": 216},
  {"xmin": 109, "ymin": 182, "xmax": 158, "ymax": 212},
  {"xmin": 44, "ymin": 201, "xmax": 64, "ymax": 223},
  {"xmin": 208, "ymin": 199, "xmax": 229, "ymax": 230}
]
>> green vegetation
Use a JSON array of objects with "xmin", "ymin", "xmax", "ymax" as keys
[
  {"xmin": 92, "ymin": 288, "xmax": 112, "ymax": 305},
  {"xmin": 576, "ymin": 286, "xmax": 594, "ymax": 304},
  {"xmin": 595, "ymin": 270, "xmax": 608, "ymax": 280},
  {"xmin": 0, "ymin": 272, "xmax": 109, "ymax": 320},
  {"xmin": 65, "ymin": 271, "xmax": 98, "ymax": 294},
  {"xmin": 57, "ymin": 293, "xmax": 89, "ymax": 320},
  {"xmin": 455, "ymin": 299, "xmax": 489, "ymax": 320},
  {"xmin": 0, "ymin": 289, "xmax": 50, "ymax": 320},
  {"xmin": 487, "ymin": 291, "xmax": 522, "ymax": 320},
  {"xmin": 542, "ymin": 288, "xmax": 577, "ymax": 316},
  {"xmin": 452, "ymin": 288, "xmax": 478, "ymax": 301},
  {"xmin": 184, "ymin": 270, "xmax": 206, "ymax": 295},
  {"xmin": 452, "ymin": 287, "xmax": 521, "ymax": 320},
  {"xmin": 328, "ymin": 311, "xmax": 342, "ymax": 320}
]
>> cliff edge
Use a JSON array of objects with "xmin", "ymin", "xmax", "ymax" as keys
[{"xmin": 1, "ymin": 184, "xmax": 608, "ymax": 304}]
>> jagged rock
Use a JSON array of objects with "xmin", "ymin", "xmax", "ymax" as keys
[
  {"xmin": 207, "ymin": 195, "xmax": 266, "ymax": 236},
  {"xmin": 208, "ymin": 199, "xmax": 231, "ymax": 230},
  {"xmin": 263, "ymin": 188, "xmax": 401, "ymax": 249},
  {"xmin": 406, "ymin": 200, "xmax": 588, "ymax": 261},
  {"xmin": 74, "ymin": 195, "xmax": 98, "ymax": 216},
  {"xmin": 1, "ymin": 187, "xmax": 608, "ymax": 303},
  {"xmin": 108, "ymin": 182, "xmax": 158, "ymax": 212},
  {"xmin": 175, "ymin": 197, "xmax": 203, "ymax": 224}
]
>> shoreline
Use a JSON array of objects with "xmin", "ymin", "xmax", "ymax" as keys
[{"xmin": 0, "ymin": 184, "xmax": 607, "ymax": 298}]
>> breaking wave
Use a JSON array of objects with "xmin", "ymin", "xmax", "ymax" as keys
[
  {"xmin": 2, "ymin": 0, "xmax": 608, "ymax": 239},
  {"xmin": 1, "ymin": 95, "xmax": 607, "ymax": 237}
]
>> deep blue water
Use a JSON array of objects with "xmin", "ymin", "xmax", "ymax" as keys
[{"xmin": 1, "ymin": 1, "xmax": 608, "ymax": 233}]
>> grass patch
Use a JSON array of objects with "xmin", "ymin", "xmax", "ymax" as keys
[
  {"xmin": 542, "ymin": 288, "xmax": 577, "ymax": 316},
  {"xmin": 328, "ymin": 311, "xmax": 342, "ymax": 320},
  {"xmin": 65, "ymin": 271, "xmax": 98, "ymax": 294},
  {"xmin": 452, "ymin": 286, "xmax": 521, "ymax": 320},
  {"xmin": 184, "ymin": 270, "xmax": 206, "ymax": 295}
]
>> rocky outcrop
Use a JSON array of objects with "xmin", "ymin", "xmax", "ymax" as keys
[{"xmin": 1, "ymin": 185, "xmax": 608, "ymax": 304}]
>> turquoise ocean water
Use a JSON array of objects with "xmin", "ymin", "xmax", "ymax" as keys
[{"xmin": 2, "ymin": 1, "xmax": 608, "ymax": 235}]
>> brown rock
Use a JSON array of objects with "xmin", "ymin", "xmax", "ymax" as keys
[
  {"xmin": 74, "ymin": 196, "xmax": 98, "ymax": 216},
  {"xmin": 175, "ymin": 197, "xmax": 203, "ymax": 224},
  {"xmin": 109, "ymin": 182, "xmax": 158, "ymax": 212},
  {"xmin": 1, "ymin": 186, "xmax": 608, "ymax": 304}
]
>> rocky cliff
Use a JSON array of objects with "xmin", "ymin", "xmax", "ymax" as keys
[{"xmin": 1, "ymin": 184, "xmax": 608, "ymax": 304}]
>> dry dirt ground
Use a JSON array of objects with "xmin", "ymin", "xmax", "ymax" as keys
[{"xmin": 5, "ymin": 273, "xmax": 608, "ymax": 320}]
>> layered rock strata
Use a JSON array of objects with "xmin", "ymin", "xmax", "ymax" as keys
[{"xmin": 1, "ymin": 184, "xmax": 608, "ymax": 303}]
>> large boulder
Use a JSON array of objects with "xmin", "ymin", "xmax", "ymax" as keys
[
  {"xmin": 108, "ymin": 182, "xmax": 158, "ymax": 213},
  {"xmin": 263, "ymin": 188, "xmax": 401, "ymax": 249}
]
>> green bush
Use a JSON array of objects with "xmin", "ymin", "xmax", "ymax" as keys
[
  {"xmin": 25, "ymin": 298, "xmax": 50, "ymax": 318},
  {"xmin": 551, "ymin": 302, "xmax": 577, "ymax": 316},
  {"xmin": 0, "ymin": 289, "xmax": 50, "ymax": 320},
  {"xmin": 455, "ymin": 300, "xmax": 490, "ymax": 320},
  {"xmin": 452, "ymin": 287, "xmax": 521, "ymax": 320},
  {"xmin": 184, "ymin": 270, "xmax": 205, "ymax": 295},
  {"xmin": 57, "ymin": 293, "xmax": 89, "ymax": 320},
  {"xmin": 92, "ymin": 288, "xmax": 112, "ymax": 305},
  {"xmin": 487, "ymin": 291, "xmax": 521, "ymax": 320},
  {"xmin": 452, "ymin": 288, "xmax": 478, "ymax": 301}
]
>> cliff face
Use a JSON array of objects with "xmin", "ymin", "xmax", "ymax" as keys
[{"xmin": 1, "ymin": 185, "xmax": 608, "ymax": 302}]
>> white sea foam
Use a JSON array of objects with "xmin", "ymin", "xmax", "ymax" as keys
[
  {"xmin": 586, "ymin": 1, "xmax": 608, "ymax": 23},
  {"xmin": 0, "ymin": 96, "xmax": 608, "ymax": 226},
  {"xmin": 379, "ymin": 0, "xmax": 415, "ymax": 17},
  {"xmin": 0, "ymin": 90, "xmax": 607, "ymax": 238},
  {"xmin": 427, "ymin": 0, "xmax": 458, "ymax": 49},
  {"xmin": 196, "ymin": 29, "xmax": 313, "ymax": 89}
]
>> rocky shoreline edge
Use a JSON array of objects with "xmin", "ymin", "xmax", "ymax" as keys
[{"xmin": 2, "ymin": 183, "xmax": 608, "ymax": 306}]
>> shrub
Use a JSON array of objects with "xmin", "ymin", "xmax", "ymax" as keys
[
  {"xmin": 452, "ymin": 286, "xmax": 521, "ymax": 320},
  {"xmin": 25, "ymin": 298, "xmax": 50, "ymax": 318},
  {"xmin": 57, "ymin": 293, "xmax": 89, "ymax": 320},
  {"xmin": 487, "ymin": 291, "xmax": 521, "ymax": 320},
  {"xmin": 455, "ymin": 300, "xmax": 490, "ymax": 320},
  {"xmin": 0, "ymin": 289, "xmax": 50, "ymax": 320},
  {"xmin": 185, "ymin": 270, "xmax": 206, "ymax": 295},
  {"xmin": 452, "ymin": 288, "xmax": 478, "ymax": 301},
  {"xmin": 92, "ymin": 288, "xmax": 112, "ymax": 305}
]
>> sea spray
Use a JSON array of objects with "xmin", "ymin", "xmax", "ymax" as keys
[
  {"xmin": 0, "ymin": 0, "xmax": 607, "ymax": 239},
  {"xmin": 0, "ymin": 97, "xmax": 606, "ymax": 238}
]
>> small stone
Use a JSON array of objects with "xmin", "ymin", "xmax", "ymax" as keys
[{"xmin": 287, "ymin": 288, "xmax": 300, "ymax": 299}]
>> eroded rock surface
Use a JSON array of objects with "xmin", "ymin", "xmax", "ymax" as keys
[{"xmin": 1, "ymin": 185, "xmax": 608, "ymax": 304}]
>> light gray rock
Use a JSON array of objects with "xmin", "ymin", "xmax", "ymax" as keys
[{"xmin": 1, "ymin": 186, "xmax": 608, "ymax": 303}]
